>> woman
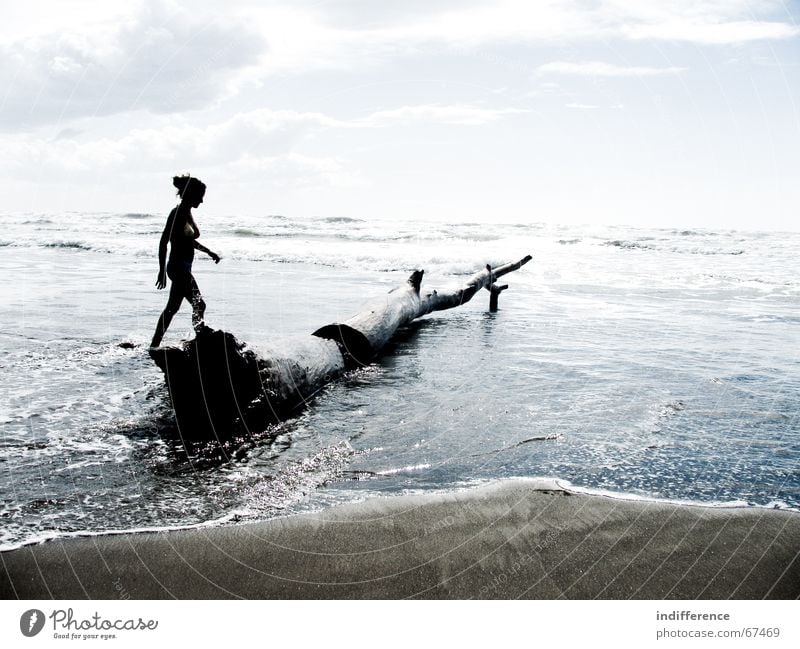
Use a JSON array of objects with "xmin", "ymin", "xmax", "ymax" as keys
[{"xmin": 150, "ymin": 174, "xmax": 221, "ymax": 348}]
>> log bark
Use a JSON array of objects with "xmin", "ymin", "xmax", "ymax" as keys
[{"xmin": 149, "ymin": 255, "xmax": 531, "ymax": 440}]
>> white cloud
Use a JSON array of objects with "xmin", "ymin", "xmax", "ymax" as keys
[
  {"xmin": 537, "ymin": 61, "xmax": 686, "ymax": 77},
  {"xmin": 2, "ymin": 0, "xmax": 796, "ymax": 134},
  {"xmin": 247, "ymin": 0, "xmax": 603, "ymax": 50},
  {"xmin": 0, "ymin": 0, "xmax": 265, "ymax": 129},
  {"xmin": 565, "ymin": 102, "xmax": 625, "ymax": 109},
  {"xmin": 244, "ymin": 0, "xmax": 800, "ymax": 64},
  {"xmin": 0, "ymin": 103, "xmax": 527, "ymax": 181},
  {"xmin": 0, "ymin": 109, "xmax": 338, "ymax": 176},
  {"xmin": 272, "ymin": 0, "xmax": 490, "ymax": 31},
  {"xmin": 210, "ymin": 0, "xmax": 800, "ymax": 94},
  {"xmin": 599, "ymin": 0, "xmax": 792, "ymax": 24},
  {"xmin": 623, "ymin": 20, "xmax": 800, "ymax": 44},
  {"xmin": 358, "ymin": 104, "xmax": 529, "ymax": 126}
]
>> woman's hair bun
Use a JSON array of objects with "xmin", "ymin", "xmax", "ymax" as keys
[
  {"xmin": 173, "ymin": 174, "xmax": 205, "ymax": 198},
  {"xmin": 173, "ymin": 174, "xmax": 189, "ymax": 192}
]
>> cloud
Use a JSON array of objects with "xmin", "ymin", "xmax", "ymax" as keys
[
  {"xmin": 564, "ymin": 102, "xmax": 625, "ymax": 109},
  {"xmin": 0, "ymin": 111, "xmax": 362, "ymax": 196},
  {"xmin": 210, "ymin": 0, "xmax": 800, "ymax": 89},
  {"xmin": 0, "ymin": 0, "xmax": 265, "ymax": 130},
  {"xmin": 2, "ymin": 0, "xmax": 796, "ymax": 133},
  {"xmin": 0, "ymin": 102, "xmax": 526, "ymax": 181},
  {"xmin": 245, "ymin": 0, "xmax": 800, "ymax": 65},
  {"xmin": 537, "ymin": 61, "xmax": 686, "ymax": 77},
  {"xmin": 0, "ymin": 108, "xmax": 337, "ymax": 175},
  {"xmin": 54, "ymin": 127, "xmax": 85, "ymax": 141},
  {"xmin": 358, "ymin": 104, "xmax": 529, "ymax": 126},
  {"xmin": 622, "ymin": 20, "xmax": 800, "ymax": 44},
  {"xmin": 274, "ymin": 0, "xmax": 491, "ymax": 31}
]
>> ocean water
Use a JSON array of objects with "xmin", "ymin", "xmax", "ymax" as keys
[{"xmin": 0, "ymin": 211, "xmax": 798, "ymax": 549}]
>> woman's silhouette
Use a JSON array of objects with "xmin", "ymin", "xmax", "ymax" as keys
[{"xmin": 150, "ymin": 174, "xmax": 221, "ymax": 348}]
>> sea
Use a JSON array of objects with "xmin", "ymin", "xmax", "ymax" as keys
[{"xmin": 1, "ymin": 211, "xmax": 798, "ymax": 550}]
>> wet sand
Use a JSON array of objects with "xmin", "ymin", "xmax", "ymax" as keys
[{"xmin": 1, "ymin": 479, "xmax": 798, "ymax": 599}]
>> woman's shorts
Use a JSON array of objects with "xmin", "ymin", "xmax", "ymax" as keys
[{"xmin": 166, "ymin": 259, "xmax": 193, "ymax": 283}]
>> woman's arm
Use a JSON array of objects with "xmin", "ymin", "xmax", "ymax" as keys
[
  {"xmin": 194, "ymin": 240, "xmax": 221, "ymax": 263},
  {"xmin": 155, "ymin": 209, "xmax": 176, "ymax": 289}
]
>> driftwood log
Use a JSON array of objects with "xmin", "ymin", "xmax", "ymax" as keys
[{"xmin": 149, "ymin": 255, "xmax": 531, "ymax": 440}]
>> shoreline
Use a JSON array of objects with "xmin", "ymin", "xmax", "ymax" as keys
[
  {"xmin": 1, "ymin": 477, "xmax": 795, "ymax": 554},
  {"xmin": 2, "ymin": 479, "xmax": 798, "ymax": 599}
]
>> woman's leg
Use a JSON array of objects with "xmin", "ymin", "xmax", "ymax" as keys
[
  {"xmin": 188, "ymin": 274, "xmax": 206, "ymax": 332},
  {"xmin": 150, "ymin": 276, "xmax": 188, "ymax": 347}
]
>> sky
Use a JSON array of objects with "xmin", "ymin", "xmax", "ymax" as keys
[{"xmin": 1, "ymin": 0, "xmax": 798, "ymax": 230}]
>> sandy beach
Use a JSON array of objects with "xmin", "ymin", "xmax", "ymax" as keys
[{"xmin": 1, "ymin": 479, "xmax": 797, "ymax": 599}]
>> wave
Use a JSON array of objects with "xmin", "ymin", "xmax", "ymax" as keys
[
  {"xmin": 604, "ymin": 240, "xmax": 654, "ymax": 251},
  {"xmin": 231, "ymin": 228, "xmax": 266, "ymax": 238},
  {"xmin": 207, "ymin": 247, "xmax": 498, "ymax": 276},
  {"xmin": 508, "ymin": 222, "xmax": 546, "ymax": 229},
  {"xmin": 43, "ymin": 241, "xmax": 93, "ymax": 251},
  {"xmin": 316, "ymin": 216, "xmax": 364, "ymax": 224},
  {"xmin": 223, "ymin": 226, "xmax": 498, "ymax": 245},
  {"xmin": 3, "ymin": 240, "xmax": 117, "ymax": 254},
  {"xmin": 0, "ymin": 440, "xmax": 364, "ymax": 551},
  {"xmin": 387, "ymin": 231, "xmax": 503, "ymax": 243},
  {"xmin": 700, "ymin": 273, "xmax": 792, "ymax": 287},
  {"xmin": 121, "ymin": 213, "xmax": 154, "ymax": 219},
  {"xmin": 604, "ymin": 239, "xmax": 745, "ymax": 256},
  {"xmin": 0, "ymin": 510, "xmax": 248, "ymax": 553},
  {"xmin": 552, "ymin": 478, "xmax": 797, "ymax": 510},
  {"xmin": 557, "ymin": 238, "xmax": 581, "ymax": 245},
  {"xmin": 684, "ymin": 247, "xmax": 744, "ymax": 256}
]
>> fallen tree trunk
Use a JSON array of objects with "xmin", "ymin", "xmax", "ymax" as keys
[{"xmin": 149, "ymin": 255, "xmax": 531, "ymax": 441}]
